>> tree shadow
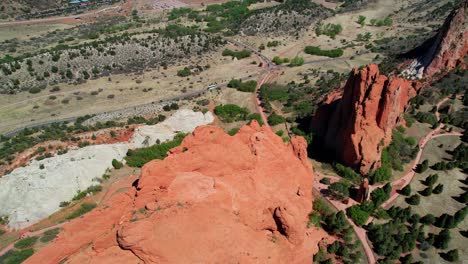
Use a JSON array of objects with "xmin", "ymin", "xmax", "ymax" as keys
[
  {"xmin": 295, "ymin": 115, "xmax": 337, "ymax": 163},
  {"xmin": 459, "ymin": 178, "xmax": 468, "ymax": 185},
  {"xmin": 439, "ymin": 251, "xmax": 457, "ymax": 262},
  {"xmin": 451, "ymin": 194, "xmax": 467, "ymax": 204},
  {"xmin": 459, "ymin": 230, "xmax": 468, "ymax": 238}
]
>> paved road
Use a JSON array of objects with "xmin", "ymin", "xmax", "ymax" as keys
[
  {"xmin": 1, "ymin": 68, "xmax": 270, "ymax": 138},
  {"xmin": 2, "ymin": 32, "xmax": 367, "ymax": 138},
  {"xmin": 2, "ymin": 38, "xmax": 276, "ymax": 138}
]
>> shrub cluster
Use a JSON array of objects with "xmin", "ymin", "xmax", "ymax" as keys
[
  {"xmin": 222, "ymin": 49, "xmax": 251, "ymax": 59},
  {"xmin": 66, "ymin": 202, "xmax": 97, "ymax": 220},
  {"xmin": 214, "ymin": 104, "xmax": 250, "ymax": 123},
  {"xmin": 315, "ymin": 23, "xmax": 342, "ymax": 39},
  {"xmin": 227, "ymin": 79, "xmax": 257, "ymax": 92},
  {"xmin": 304, "ymin": 46, "xmax": 343, "ymax": 58},
  {"xmin": 267, "ymin": 113, "xmax": 285, "ymax": 126},
  {"xmin": 125, "ymin": 133, "xmax": 186, "ymax": 167}
]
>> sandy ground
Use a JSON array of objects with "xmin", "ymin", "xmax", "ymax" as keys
[{"xmin": 0, "ymin": 23, "xmax": 73, "ymax": 42}]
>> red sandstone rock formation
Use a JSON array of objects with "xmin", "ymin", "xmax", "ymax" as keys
[
  {"xmin": 425, "ymin": 0, "xmax": 468, "ymax": 77},
  {"xmin": 25, "ymin": 122, "xmax": 326, "ymax": 264},
  {"xmin": 404, "ymin": 0, "xmax": 467, "ymax": 79},
  {"xmin": 313, "ymin": 64, "xmax": 421, "ymax": 175}
]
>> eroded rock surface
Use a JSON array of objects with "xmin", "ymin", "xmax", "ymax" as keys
[
  {"xmin": 130, "ymin": 109, "xmax": 214, "ymax": 148},
  {"xmin": 0, "ymin": 109, "xmax": 213, "ymax": 230},
  {"xmin": 0, "ymin": 144, "xmax": 128, "ymax": 229},
  {"xmin": 25, "ymin": 122, "xmax": 325, "ymax": 264},
  {"xmin": 313, "ymin": 64, "xmax": 420, "ymax": 174},
  {"xmin": 403, "ymin": 0, "xmax": 468, "ymax": 79}
]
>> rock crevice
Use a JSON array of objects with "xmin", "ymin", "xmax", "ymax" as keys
[
  {"xmin": 312, "ymin": 64, "xmax": 421, "ymax": 174},
  {"xmin": 25, "ymin": 122, "xmax": 325, "ymax": 264}
]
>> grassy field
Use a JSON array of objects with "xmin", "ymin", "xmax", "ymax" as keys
[
  {"xmin": 392, "ymin": 135, "xmax": 467, "ymax": 263},
  {"xmin": 0, "ymin": 23, "xmax": 72, "ymax": 42}
]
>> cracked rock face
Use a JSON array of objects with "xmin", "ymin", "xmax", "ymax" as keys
[
  {"xmin": 403, "ymin": 1, "xmax": 468, "ymax": 79},
  {"xmin": 0, "ymin": 109, "xmax": 213, "ymax": 230},
  {"xmin": 0, "ymin": 144, "xmax": 128, "ymax": 229},
  {"xmin": 312, "ymin": 64, "xmax": 420, "ymax": 175},
  {"xmin": 25, "ymin": 122, "xmax": 325, "ymax": 264},
  {"xmin": 130, "ymin": 109, "xmax": 214, "ymax": 148}
]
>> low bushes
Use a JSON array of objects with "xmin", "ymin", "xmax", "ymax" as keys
[
  {"xmin": 259, "ymin": 83, "xmax": 289, "ymax": 103},
  {"xmin": 227, "ymin": 128, "xmax": 239, "ymax": 136},
  {"xmin": 112, "ymin": 159, "xmax": 123, "ymax": 169},
  {"xmin": 347, "ymin": 205, "xmax": 370, "ymax": 226},
  {"xmin": 304, "ymin": 46, "xmax": 343, "ymax": 58},
  {"xmin": 177, "ymin": 67, "xmax": 191, "ymax": 77},
  {"xmin": 369, "ymin": 16, "xmax": 393, "ymax": 27},
  {"xmin": 40, "ymin": 228, "xmax": 61, "ymax": 243},
  {"xmin": 227, "ymin": 79, "xmax": 257, "ymax": 92},
  {"xmin": 315, "ymin": 23, "xmax": 342, "ymax": 39},
  {"xmin": 267, "ymin": 113, "xmax": 285, "ymax": 126},
  {"xmin": 125, "ymin": 133, "xmax": 186, "ymax": 167},
  {"xmin": 72, "ymin": 185, "xmax": 102, "ymax": 201},
  {"xmin": 14, "ymin": 236, "xmax": 38, "ymax": 249},
  {"xmin": 267, "ymin": 40, "xmax": 280, "ymax": 47},
  {"xmin": 272, "ymin": 56, "xmax": 289, "ymax": 65},
  {"xmin": 369, "ymin": 129, "xmax": 418, "ymax": 184},
  {"xmin": 406, "ymin": 194, "xmax": 420, "ymax": 205},
  {"xmin": 0, "ymin": 249, "xmax": 34, "ymax": 264},
  {"xmin": 214, "ymin": 104, "xmax": 249, "ymax": 123},
  {"xmin": 288, "ymin": 56, "xmax": 304, "ymax": 67},
  {"xmin": 66, "ymin": 203, "xmax": 97, "ymax": 220},
  {"xmin": 28, "ymin": 87, "xmax": 42, "ymax": 94},
  {"xmin": 334, "ymin": 163, "xmax": 361, "ymax": 183},
  {"xmin": 222, "ymin": 49, "xmax": 251, "ymax": 60}
]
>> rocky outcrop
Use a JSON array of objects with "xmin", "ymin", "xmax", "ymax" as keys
[
  {"xmin": 0, "ymin": 144, "xmax": 129, "ymax": 229},
  {"xmin": 403, "ymin": 0, "xmax": 468, "ymax": 79},
  {"xmin": 313, "ymin": 64, "xmax": 421, "ymax": 175},
  {"xmin": 0, "ymin": 109, "xmax": 213, "ymax": 230},
  {"xmin": 25, "ymin": 122, "xmax": 325, "ymax": 264},
  {"xmin": 130, "ymin": 109, "xmax": 214, "ymax": 148}
]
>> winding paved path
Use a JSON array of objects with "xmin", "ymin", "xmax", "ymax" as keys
[{"xmin": 313, "ymin": 96, "xmax": 462, "ymax": 264}]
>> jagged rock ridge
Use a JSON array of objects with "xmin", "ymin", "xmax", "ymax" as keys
[
  {"xmin": 25, "ymin": 122, "xmax": 325, "ymax": 264},
  {"xmin": 312, "ymin": 64, "xmax": 421, "ymax": 175},
  {"xmin": 403, "ymin": 0, "xmax": 468, "ymax": 79}
]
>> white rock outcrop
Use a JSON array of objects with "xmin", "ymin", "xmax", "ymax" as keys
[
  {"xmin": 130, "ymin": 109, "xmax": 214, "ymax": 148},
  {"xmin": 0, "ymin": 144, "xmax": 128, "ymax": 229},
  {"xmin": 0, "ymin": 109, "xmax": 214, "ymax": 229}
]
